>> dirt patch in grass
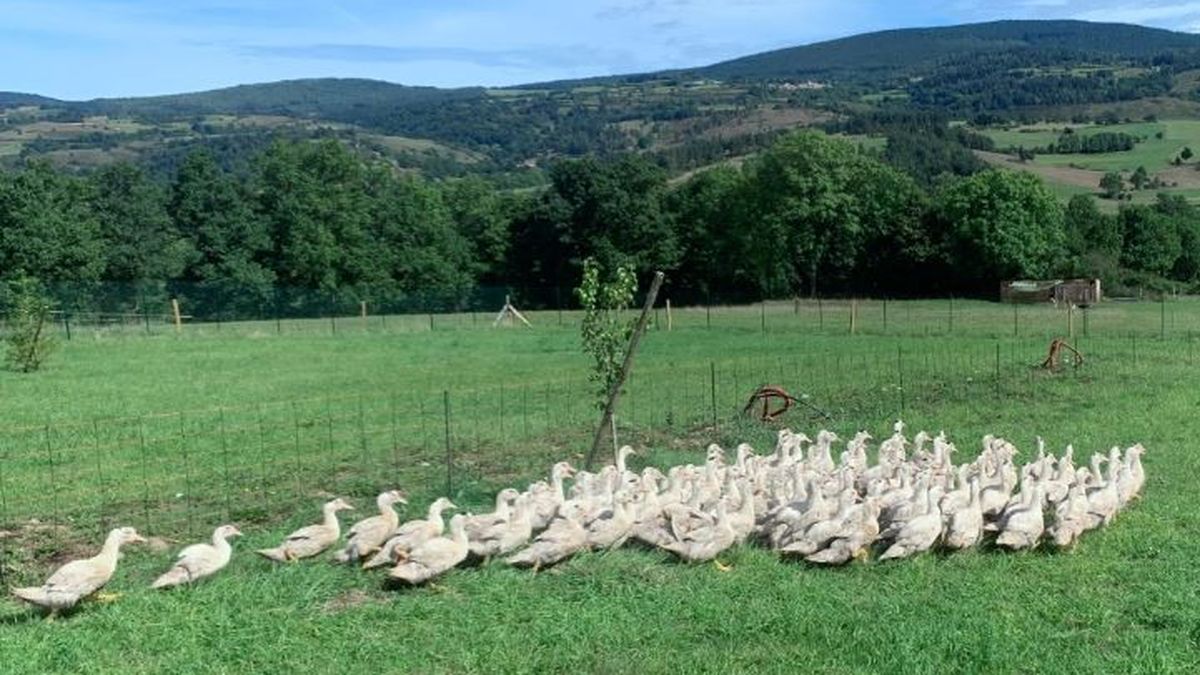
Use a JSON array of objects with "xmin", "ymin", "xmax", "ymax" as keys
[{"xmin": 322, "ymin": 589, "xmax": 386, "ymax": 614}]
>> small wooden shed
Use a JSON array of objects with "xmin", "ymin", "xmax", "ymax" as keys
[{"xmin": 1000, "ymin": 279, "xmax": 1101, "ymax": 306}]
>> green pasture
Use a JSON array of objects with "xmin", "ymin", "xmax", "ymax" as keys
[{"xmin": 1, "ymin": 298, "xmax": 1198, "ymax": 672}]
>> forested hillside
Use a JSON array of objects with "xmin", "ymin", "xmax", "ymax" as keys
[{"xmin": 5, "ymin": 19, "xmax": 1200, "ymax": 311}]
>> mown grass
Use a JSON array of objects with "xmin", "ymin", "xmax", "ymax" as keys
[{"xmin": 2, "ymin": 299, "xmax": 1199, "ymax": 673}]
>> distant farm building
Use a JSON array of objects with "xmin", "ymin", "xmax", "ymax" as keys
[{"xmin": 1000, "ymin": 279, "xmax": 1101, "ymax": 306}]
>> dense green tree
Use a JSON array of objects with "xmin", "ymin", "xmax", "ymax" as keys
[
  {"xmin": 1131, "ymin": 166, "xmax": 1150, "ymax": 190},
  {"xmin": 443, "ymin": 176, "xmax": 511, "ymax": 283},
  {"xmin": 665, "ymin": 165, "xmax": 750, "ymax": 298},
  {"xmin": 0, "ymin": 161, "xmax": 103, "ymax": 282},
  {"xmin": 552, "ymin": 155, "xmax": 679, "ymax": 276},
  {"xmin": 255, "ymin": 140, "xmax": 375, "ymax": 295},
  {"xmin": 935, "ymin": 170, "xmax": 1065, "ymax": 284},
  {"xmin": 365, "ymin": 168, "xmax": 475, "ymax": 305},
  {"xmin": 169, "ymin": 150, "xmax": 275, "ymax": 315},
  {"xmin": 743, "ymin": 131, "xmax": 868, "ymax": 297},
  {"xmin": 89, "ymin": 163, "xmax": 190, "ymax": 281},
  {"xmin": 1119, "ymin": 204, "xmax": 1181, "ymax": 276},
  {"xmin": 1064, "ymin": 194, "xmax": 1120, "ymax": 258},
  {"xmin": 1100, "ymin": 171, "xmax": 1124, "ymax": 199}
]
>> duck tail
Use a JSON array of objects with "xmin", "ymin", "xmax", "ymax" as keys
[
  {"xmin": 255, "ymin": 547, "xmax": 288, "ymax": 563},
  {"xmin": 151, "ymin": 567, "xmax": 188, "ymax": 589},
  {"xmin": 11, "ymin": 586, "xmax": 50, "ymax": 605}
]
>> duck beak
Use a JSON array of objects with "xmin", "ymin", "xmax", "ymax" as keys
[
  {"xmin": 130, "ymin": 533, "xmax": 148, "ymax": 544},
  {"xmin": 230, "ymin": 528, "xmax": 244, "ymax": 538}
]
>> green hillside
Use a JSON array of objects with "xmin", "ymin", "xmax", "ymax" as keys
[
  {"xmin": 693, "ymin": 20, "xmax": 1200, "ymax": 82},
  {"xmin": 7, "ymin": 20, "xmax": 1200, "ymax": 179}
]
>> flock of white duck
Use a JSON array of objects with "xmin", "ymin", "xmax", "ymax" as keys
[{"xmin": 11, "ymin": 422, "xmax": 1147, "ymax": 617}]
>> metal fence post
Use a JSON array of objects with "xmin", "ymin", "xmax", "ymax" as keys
[
  {"xmin": 443, "ymin": 390, "xmax": 453, "ymax": 497},
  {"xmin": 709, "ymin": 361, "xmax": 717, "ymax": 430}
]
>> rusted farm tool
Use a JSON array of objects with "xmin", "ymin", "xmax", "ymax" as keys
[
  {"xmin": 743, "ymin": 385, "xmax": 832, "ymax": 422},
  {"xmin": 1040, "ymin": 338, "xmax": 1084, "ymax": 370}
]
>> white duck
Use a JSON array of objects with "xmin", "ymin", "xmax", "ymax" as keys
[
  {"xmin": 468, "ymin": 495, "xmax": 534, "ymax": 559},
  {"xmin": 527, "ymin": 462, "xmax": 576, "ymax": 531},
  {"xmin": 942, "ymin": 479, "xmax": 983, "ymax": 550},
  {"xmin": 152, "ymin": 524, "xmax": 242, "ymax": 589},
  {"xmin": 12, "ymin": 527, "xmax": 146, "ymax": 615},
  {"xmin": 388, "ymin": 514, "xmax": 470, "ymax": 585},
  {"xmin": 879, "ymin": 488, "xmax": 942, "ymax": 560},
  {"xmin": 362, "ymin": 497, "xmax": 456, "ymax": 569},
  {"xmin": 334, "ymin": 490, "xmax": 407, "ymax": 564},
  {"xmin": 257, "ymin": 498, "xmax": 354, "ymax": 562},
  {"xmin": 506, "ymin": 502, "xmax": 589, "ymax": 571}
]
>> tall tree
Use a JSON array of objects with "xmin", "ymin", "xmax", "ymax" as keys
[
  {"xmin": 90, "ymin": 163, "xmax": 190, "ymax": 281},
  {"xmin": 0, "ymin": 161, "xmax": 103, "ymax": 283},
  {"xmin": 169, "ymin": 149, "xmax": 275, "ymax": 316},
  {"xmin": 935, "ymin": 170, "xmax": 1065, "ymax": 285}
]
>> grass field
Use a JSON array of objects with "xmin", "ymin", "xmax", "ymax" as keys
[{"xmin": 2, "ymin": 299, "xmax": 1199, "ymax": 672}]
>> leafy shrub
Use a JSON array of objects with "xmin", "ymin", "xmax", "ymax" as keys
[{"xmin": 3, "ymin": 276, "xmax": 56, "ymax": 373}]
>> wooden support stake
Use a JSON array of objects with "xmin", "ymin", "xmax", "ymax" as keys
[
  {"xmin": 850, "ymin": 298, "xmax": 858, "ymax": 335},
  {"xmin": 360, "ymin": 301, "xmax": 367, "ymax": 324},
  {"xmin": 171, "ymin": 299, "xmax": 182, "ymax": 334},
  {"xmin": 666, "ymin": 299, "xmax": 672, "ymax": 331},
  {"xmin": 585, "ymin": 271, "xmax": 665, "ymax": 471}
]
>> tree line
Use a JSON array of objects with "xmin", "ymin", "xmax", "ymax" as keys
[{"xmin": 1, "ymin": 131, "xmax": 1195, "ymax": 319}]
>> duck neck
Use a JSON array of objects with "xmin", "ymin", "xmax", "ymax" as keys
[
  {"xmin": 322, "ymin": 506, "xmax": 342, "ymax": 535},
  {"xmin": 96, "ymin": 531, "xmax": 126, "ymax": 565},
  {"xmin": 552, "ymin": 470, "xmax": 567, "ymax": 503},
  {"xmin": 378, "ymin": 496, "xmax": 400, "ymax": 527}
]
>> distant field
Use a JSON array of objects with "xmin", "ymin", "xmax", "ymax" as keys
[{"xmin": 979, "ymin": 119, "xmax": 1200, "ymax": 204}]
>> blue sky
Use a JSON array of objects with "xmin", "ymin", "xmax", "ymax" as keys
[{"xmin": 4, "ymin": 0, "xmax": 1200, "ymax": 99}]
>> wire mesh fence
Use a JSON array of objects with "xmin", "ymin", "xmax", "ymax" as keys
[
  {"xmin": 7, "ymin": 286, "xmax": 1200, "ymax": 342},
  {"xmin": 0, "ymin": 329, "xmax": 1181, "ymax": 582}
]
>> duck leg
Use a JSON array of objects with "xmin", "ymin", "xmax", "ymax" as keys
[{"xmin": 713, "ymin": 560, "xmax": 732, "ymax": 573}]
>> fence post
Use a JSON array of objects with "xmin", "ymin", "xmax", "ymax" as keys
[
  {"xmin": 172, "ymin": 298, "xmax": 182, "ymax": 334},
  {"xmin": 1083, "ymin": 306, "xmax": 1089, "ymax": 337},
  {"xmin": 1161, "ymin": 295, "xmax": 1166, "ymax": 340},
  {"xmin": 330, "ymin": 315, "xmax": 336, "ymax": 335},
  {"xmin": 218, "ymin": 408, "xmax": 232, "ymax": 521},
  {"xmin": 0, "ymin": 440, "xmax": 6, "ymax": 583},
  {"xmin": 994, "ymin": 343, "xmax": 1001, "ymax": 399},
  {"xmin": 883, "ymin": 298, "xmax": 888, "ymax": 333},
  {"xmin": 850, "ymin": 298, "xmax": 858, "ymax": 335},
  {"xmin": 948, "ymin": 296, "xmax": 954, "ymax": 333},
  {"xmin": 429, "ymin": 313, "xmax": 435, "ymax": 332},
  {"xmin": 1012, "ymin": 303, "xmax": 1018, "ymax": 337},
  {"xmin": 666, "ymin": 299, "xmax": 673, "ymax": 331},
  {"xmin": 143, "ymin": 310, "xmax": 151, "ymax": 335},
  {"xmin": 760, "ymin": 302, "xmax": 766, "ymax": 335},
  {"xmin": 896, "ymin": 345, "xmax": 905, "ymax": 415},
  {"xmin": 291, "ymin": 403, "xmax": 305, "ymax": 502},
  {"xmin": 178, "ymin": 412, "xmax": 194, "ymax": 538},
  {"xmin": 137, "ymin": 417, "xmax": 152, "ymax": 532},
  {"xmin": 710, "ymin": 361, "xmax": 717, "ymax": 431},
  {"xmin": 43, "ymin": 424, "xmax": 60, "ymax": 532},
  {"xmin": 1068, "ymin": 304, "xmax": 1074, "ymax": 339},
  {"xmin": 705, "ymin": 292, "xmax": 712, "ymax": 330},
  {"xmin": 62, "ymin": 312, "xmax": 72, "ymax": 341},
  {"xmin": 92, "ymin": 419, "xmax": 109, "ymax": 530},
  {"xmin": 443, "ymin": 390, "xmax": 453, "ymax": 497}
]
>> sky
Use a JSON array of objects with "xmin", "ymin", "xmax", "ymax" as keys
[{"xmin": 5, "ymin": 0, "xmax": 1200, "ymax": 100}]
